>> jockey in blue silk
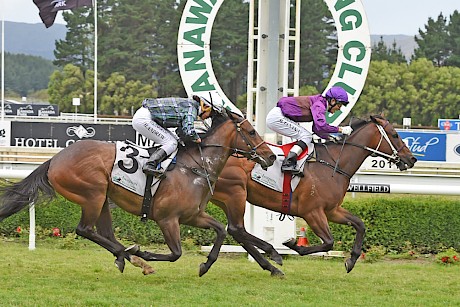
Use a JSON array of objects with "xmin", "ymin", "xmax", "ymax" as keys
[
  {"xmin": 132, "ymin": 95, "xmax": 212, "ymax": 177},
  {"xmin": 266, "ymin": 86, "xmax": 353, "ymax": 174}
]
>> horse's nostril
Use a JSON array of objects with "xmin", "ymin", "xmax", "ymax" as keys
[{"xmin": 269, "ymin": 154, "xmax": 276, "ymax": 162}]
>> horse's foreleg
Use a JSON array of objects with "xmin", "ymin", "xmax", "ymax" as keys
[
  {"xmin": 137, "ymin": 218, "xmax": 182, "ymax": 262},
  {"xmin": 188, "ymin": 212, "xmax": 227, "ymax": 277},
  {"xmin": 231, "ymin": 227, "xmax": 283, "ymax": 265},
  {"xmin": 227, "ymin": 225, "xmax": 284, "ymax": 277},
  {"xmin": 327, "ymin": 207, "xmax": 365, "ymax": 273}
]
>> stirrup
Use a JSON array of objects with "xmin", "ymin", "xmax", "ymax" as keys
[
  {"xmin": 143, "ymin": 166, "xmax": 166, "ymax": 179},
  {"xmin": 281, "ymin": 165, "xmax": 303, "ymax": 177}
]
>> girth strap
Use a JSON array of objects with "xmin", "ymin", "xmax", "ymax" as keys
[
  {"xmin": 281, "ymin": 172, "xmax": 292, "ymax": 214},
  {"xmin": 140, "ymin": 174, "xmax": 154, "ymax": 222}
]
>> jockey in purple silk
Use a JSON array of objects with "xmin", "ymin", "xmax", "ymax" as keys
[{"xmin": 266, "ymin": 86, "xmax": 353, "ymax": 174}]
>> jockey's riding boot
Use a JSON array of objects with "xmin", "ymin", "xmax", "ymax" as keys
[
  {"xmin": 143, "ymin": 148, "xmax": 168, "ymax": 178},
  {"xmin": 281, "ymin": 151, "xmax": 301, "ymax": 174}
]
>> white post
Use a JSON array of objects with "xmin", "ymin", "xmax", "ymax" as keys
[
  {"xmin": 246, "ymin": 0, "xmax": 255, "ymax": 124},
  {"xmin": 29, "ymin": 202, "xmax": 36, "ymax": 250},
  {"xmin": 93, "ymin": 0, "xmax": 98, "ymax": 123},
  {"xmin": 1, "ymin": 1, "xmax": 4, "ymax": 121}
]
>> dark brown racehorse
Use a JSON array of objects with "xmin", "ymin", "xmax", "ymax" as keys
[
  {"xmin": 211, "ymin": 115, "xmax": 417, "ymax": 276},
  {"xmin": 0, "ymin": 108, "xmax": 276, "ymax": 276}
]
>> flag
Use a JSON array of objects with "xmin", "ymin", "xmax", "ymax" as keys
[{"xmin": 33, "ymin": 0, "xmax": 93, "ymax": 28}]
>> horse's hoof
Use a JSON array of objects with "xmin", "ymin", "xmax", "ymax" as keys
[
  {"xmin": 270, "ymin": 252, "xmax": 283, "ymax": 266},
  {"xmin": 344, "ymin": 258, "xmax": 355, "ymax": 273},
  {"xmin": 199, "ymin": 263, "xmax": 208, "ymax": 277},
  {"xmin": 282, "ymin": 238, "xmax": 296, "ymax": 249},
  {"xmin": 270, "ymin": 268, "xmax": 285, "ymax": 278},
  {"xmin": 114, "ymin": 258, "xmax": 125, "ymax": 273},
  {"xmin": 125, "ymin": 244, "xmax": 140, "ymax": 255}
]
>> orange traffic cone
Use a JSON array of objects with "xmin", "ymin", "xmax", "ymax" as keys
[{"xmin": 296, "ymin": 227, "xmax": 309, "ymax": 247}]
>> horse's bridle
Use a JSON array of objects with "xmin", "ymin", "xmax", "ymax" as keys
[
  {"xmin": 201, "ymin": 116, "xmax": 267, "ymax": 162},
  {"xmin": 230, "ymin": 118, "xmax": 266, "ymax": 161},
  {"xmin": 322, "ymin": 119, "xmax": 406, "ymax": 178},
  {"xmin": 349, "ymin": 120, "xmax": 405, "ymax": 164}
]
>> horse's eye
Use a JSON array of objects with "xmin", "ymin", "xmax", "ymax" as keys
[
  {"xmin": 249, "ymin": 130, "xmax": 256, "ymax": 136},
  {"xmin": 392, "ymin": 133, "xmax": 399, "ymax": 138}
]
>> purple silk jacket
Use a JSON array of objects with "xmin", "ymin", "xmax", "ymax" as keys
[{"xmin": 276, "ymin": 94, "xmax": 339, "ymax": 139}]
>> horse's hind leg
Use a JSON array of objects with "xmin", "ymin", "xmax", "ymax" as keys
[
  {"xmin": 283, "ymin": 209, "xmax": 335, "ymax": 255},
  {"xmin": 327, "ymin": 206, "xmax": 365, "ymax": 273},
  {"xmin": 74, "ymin": 197, "xmax": 132, "ymax": 273},
  {"xmin": 96, "ymin": 199, "xmax": 155, "ymax": 275}
]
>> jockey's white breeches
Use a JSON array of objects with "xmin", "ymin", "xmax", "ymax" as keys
[
  {"xmin": 132, "ymin": 107, "xmax": 178, "ymax": 155},
  {"xmin": 266, "ymin": 107, "xmax": 312, "ymax": 144}
]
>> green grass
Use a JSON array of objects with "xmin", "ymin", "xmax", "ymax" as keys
[{"xmin": 1, "ymin": 240, "xmax": 460, "ymax": 306}]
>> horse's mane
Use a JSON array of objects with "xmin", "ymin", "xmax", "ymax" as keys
[{"xmin": 348, "ymin": 114, "xmax": 387, "ymax": 132}]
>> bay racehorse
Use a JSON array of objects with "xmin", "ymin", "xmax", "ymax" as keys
[
  {"xmin": 211, "ymin": 115, "xmax": 417, "ymax": 276},
  {"xmin": 0, "ymin": 108, "xmax": 275, "ymax": 276}
]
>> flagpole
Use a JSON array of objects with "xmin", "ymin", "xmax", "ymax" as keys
[
  {"xmin": 93, "ymin": 0, "xmax": 97, "ymax": 123},
  {"xmin": 1, "ymin": 0, "xmax": 5, "ymax": 121}
]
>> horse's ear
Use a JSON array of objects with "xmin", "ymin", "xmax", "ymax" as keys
[{"xmin": 370, "ymin": 115, "xmax": 378, "ymax": 124}]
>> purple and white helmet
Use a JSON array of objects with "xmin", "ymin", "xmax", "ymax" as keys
[{"xmin": 325, "ymin": 86, "xmax": 349, "ymax": 105}]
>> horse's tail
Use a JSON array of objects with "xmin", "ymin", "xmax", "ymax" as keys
[{"xmin": 0, "ymin": 160, "xmax": 55, "ymax": 222}]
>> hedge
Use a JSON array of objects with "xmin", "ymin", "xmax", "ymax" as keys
[
  {"xmin": 1, "ymin": 195, "xmax": 459, "ymax": 253},
  {"xmin": 307, "ymin": 195, "xmax": 460, "ymax": 253},
  {"xmin": 0, "ymin": 196, "xmax": 237, "ymax": 246}
]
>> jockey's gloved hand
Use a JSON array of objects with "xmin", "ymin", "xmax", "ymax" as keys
[{"xmin": 341, "ymin": 126, "xmax": 353, "ymax": 135}]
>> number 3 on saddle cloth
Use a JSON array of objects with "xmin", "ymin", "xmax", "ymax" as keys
[
  {"xmin": 111, "ymin": 141, "xmax": 177, "ymax": 197},
  {"xmin": 251, "ymin": 141, "xmax": 315, "ymax": 214}
]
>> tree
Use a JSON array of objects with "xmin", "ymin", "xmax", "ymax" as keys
[
  {"xmin": 97, "ymin": 0, "xmax": 183, "ymax": 96},
  {"xmin": 54, "ymin": 7, "xmax": 94, "ymax": 73},
  {"xmin": 48, "ymin": 64, "xmax": 89, "ymax": 113},
  {"xmin": 99, "ymin": 72, "xmax": 157, "ymax": 115},
  {"xmin": 211, "ymin": 0, "xmax": 250, "ymax": 101},
  {"xmin": 354, "ymin": 58, "xmax": 460, "ymax": 126},
  {"xmin": 299, "ymin": 0, "xmax": 336, "ymax": 89},
  {"xmin": 2, "ymin": 53, "xmax": 57, "ymax": 97},
  {"xmin": 371, "ymin": 37, "xmax": 407, "ymax": 64},
  {"xmin": 413, "ymin": 13, "xmax": 450, "ymax": 66},
  {"xmin": 446, "ymin": 10, "xmax": 460, "ymax": 67}
]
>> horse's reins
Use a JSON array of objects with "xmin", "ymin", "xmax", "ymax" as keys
[
  {"xmin": 197, "ymin": 143, "xmax": 214, "ymax": 195},
  {"xmin": 345, "ymin": 121, "xmax": 404, "ymax": 163},
  {"xmin": 199, "ymin": 117, "xmax": 267, "ymax": 161},
  {"xmin": 179, "ymin": 115, "xmax": 267, "ymax": 194}
]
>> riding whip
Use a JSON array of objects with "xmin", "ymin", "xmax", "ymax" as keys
[{"xmin": 198, "ymin": 143, "xmax": 214, "ymax": 195}]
